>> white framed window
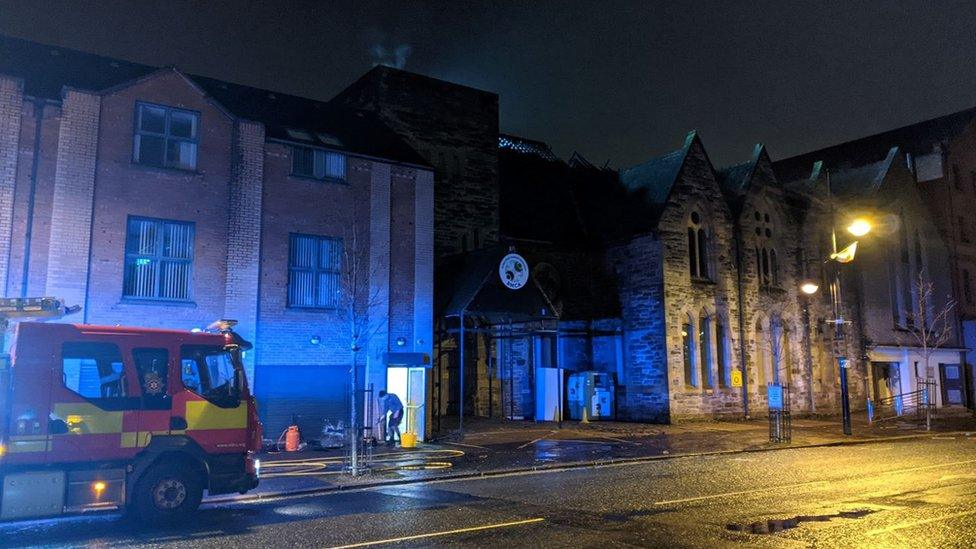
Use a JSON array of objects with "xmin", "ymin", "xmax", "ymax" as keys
[
  {"xmin": 133, "ymin": 102, "xmax": 199, "ymax": 170},
  {"xmin": 288, "ymin": 233, "xmax": 343, "ymax": 309},
  {"xmin": 124, "ymin": 216, "xmax": 194, "ymax": 301},
  {"xmin": 291, "ymin": 146, "xmax": 347, "ymax": 182}
]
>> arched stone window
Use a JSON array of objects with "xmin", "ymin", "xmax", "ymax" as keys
[
  {"xmin": 715, "ymin": 319, "xmax": 730, "ymax": 387},
  {"xmin": 688, "ymin": 211, "xmax": 710, "ymax": 280},
  {"xmin": 755, "ymin": 319, "xmax": 771, "ymax": 386},
  {"xmin": 754, "ymin": 209, "xmax": 778, "ymax": 287},
  {"xmin": 699, "ymin": 313, "xmax": 713, "ymax": 389},
  {"xmin": 771, "ymin": 317, "xmax": 790, "ymax": 385},
  {"xmin": 682, "ymin": 318, "xmax": 696, "ymax": 388}
]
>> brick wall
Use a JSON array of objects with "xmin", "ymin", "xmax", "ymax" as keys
[
  {"xmin": 0, "ymin": 76, "xmax": 23, "ymax": 296},
  {"xmin": 226, "ymin": 120, "xmax": 264, "ymax": 381},
  {"xmin": 45, "ymin": 88, "xmax": 100, "ymax": 315},
  {"xmin": 333, "ymin": 67, "xmax": 499, "ymax": 258}
]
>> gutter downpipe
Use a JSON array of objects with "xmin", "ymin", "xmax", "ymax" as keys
[
  {"xmin": 20, "ymin": 99, "xmax": 44, "ymax": 297},
  {"xmin": 734, "ymin": 215, "xmax": 750, "ymax": 419}
]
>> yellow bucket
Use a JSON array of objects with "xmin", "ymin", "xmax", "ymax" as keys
[{"xmin": 400, "ymin": 432, "xmax": 417, "ymax": 448}]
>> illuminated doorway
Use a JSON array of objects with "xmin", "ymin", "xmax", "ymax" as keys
[{"xmin": 386, "ymin": 366, "xmax": 426, "ymax": 440}]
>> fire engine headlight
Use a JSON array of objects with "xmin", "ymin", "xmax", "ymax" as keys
[
  {"xmin": 92, "ymin": 481, "xmax": 106, "ymax": 494},
  {"xmin": 0, "ymin": 443, "xmax": 6, "ymax": 458},
  {"xmin": 254, "ymin": 459, "xmax": 261, "ymax": 477}
]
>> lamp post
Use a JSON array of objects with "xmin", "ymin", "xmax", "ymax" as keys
[{"xmin": 803, "ymin": 168, "xmax": 872, "ymax": 436}]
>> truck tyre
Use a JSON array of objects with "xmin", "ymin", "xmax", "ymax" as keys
[{"xmin": 130, "ymin": 461, "xmax": 203, "ymax": 523}]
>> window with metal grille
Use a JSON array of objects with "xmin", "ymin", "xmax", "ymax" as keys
[
  {"xmin": 291, "ymin": 146, "xmax": 346, "ymax": 181},
  {"xmin": 288, "ymin": 234, "xmax": 343, "ymax": 308},
  {"xmin": 133, "ymin": 102, "xmax": 199, "ymax": 170},
  {"xmin": 124, "ymin": 217, "xmax": 194, "ymax": 301}
]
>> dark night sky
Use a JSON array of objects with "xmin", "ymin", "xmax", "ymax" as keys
[{"xmin": 2, "ymin": 1, "xmax": 975, "ymax": 168}]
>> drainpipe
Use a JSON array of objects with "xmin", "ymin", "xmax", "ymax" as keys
[
  {"xmin": 20, "ymin": 99, "xmax": 44, "ymax": 297},
  {"xmin": 734, "ymin": 215, "xmax": 750, "ymax": 419}
]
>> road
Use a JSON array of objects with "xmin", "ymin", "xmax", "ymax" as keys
[{"xmin": 2, "ymin": 436, "xmax": 975, "ymax": 548}]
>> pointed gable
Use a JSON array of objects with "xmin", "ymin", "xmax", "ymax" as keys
[{"xmin": 620, "ymin": 131, "xmax": 698, "ymax": 206}]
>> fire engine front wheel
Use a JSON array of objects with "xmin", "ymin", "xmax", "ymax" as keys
[{"xmin": 130, "ymin": 462, "xmax": 204, "ymax": 523}]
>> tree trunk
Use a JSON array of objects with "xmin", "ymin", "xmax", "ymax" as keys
[{"xmin": 350, "ymin": 347, "xmax": 359, "ymax": 476}]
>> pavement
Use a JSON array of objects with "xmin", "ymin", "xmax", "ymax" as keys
[
  {"xmin": 224, "ymin": 409, "xmax": 976, "ymax": 503},
  {"xmin": 4, "ymin": 433, "xmax": 975, "ymax": 547}
]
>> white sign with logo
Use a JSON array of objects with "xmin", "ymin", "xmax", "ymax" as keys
[{"xmin": 499, "ymin": 253, "xmax": 529, "ymax": 290}]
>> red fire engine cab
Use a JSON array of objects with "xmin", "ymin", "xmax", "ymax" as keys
[{"xmin": 0, "ymin": 298, "xmax": 262, "ymax": 522}]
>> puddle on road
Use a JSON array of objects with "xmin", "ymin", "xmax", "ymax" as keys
[{"xmin": 727, "ymin": 509, "xmax": 876, "ymax": 534}]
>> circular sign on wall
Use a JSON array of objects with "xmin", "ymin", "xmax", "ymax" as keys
[{"xmin": 499, "ymin": 253, "xmax": 529, "ymax": 290}]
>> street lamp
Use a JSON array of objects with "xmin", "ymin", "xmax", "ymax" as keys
[
  {"xmin": 825, "ymin": 170, "xmax": 872, "ymax": 436},
  {"xmin": 800, "ymin": 280, "xmax": 820, "ymax": 295}
]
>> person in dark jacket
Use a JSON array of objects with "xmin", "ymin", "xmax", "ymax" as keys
[{"xmin": 378, "ymin": 390, "xmax": 404, "ymax": 446}]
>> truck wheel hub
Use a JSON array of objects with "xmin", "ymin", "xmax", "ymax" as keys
[{"xmin": 154, "ymin": 479, "xmax": 187, "ymax": 509}]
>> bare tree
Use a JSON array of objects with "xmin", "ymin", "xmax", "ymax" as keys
[
  {"xmin": 898, "ymin": 272, "xmax": 956, "ymax": 381},
  {"xmin": 322, "ymin": 208, "xmax": 387, "ymax": 476},
  {"xmin": 897, "ymin": 272, "xmax": 955, "ymax": 430}
]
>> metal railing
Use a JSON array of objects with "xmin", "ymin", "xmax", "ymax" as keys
[{"xmin": 874, "ymin": 378, "xmax": 936, "ymax": 423}]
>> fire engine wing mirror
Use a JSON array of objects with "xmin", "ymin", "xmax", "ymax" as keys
[
  {"xmin": 226, "ymin": 332, "xmax": 253, "ymax": 351},
  {"xmin": 48, "ymin": 418, "xmax": 68, "ymax": 435}
]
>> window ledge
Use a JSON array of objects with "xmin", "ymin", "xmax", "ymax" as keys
[
  {"xmin": 119, "ymin": 298, "xmax": 197, "ymax": 308},
  {"xmin": 129, "ymin": 161, "xmax": 203, "ymax": 177},
  {"xmin": 691, "ymin": 277, "xmax": 716, "ymax": 286},
  {"xmin": 288, "ymin": 174, "xmax": 348, "ymax": 185},
  {"xmin": 286, "ymin": 306, "xmax": 341, "ymax": 313}
]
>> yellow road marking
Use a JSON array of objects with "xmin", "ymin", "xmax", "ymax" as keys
[
  {"xmin": 517, "ymin": 431, "xmax": 558, "ymax": 449},
  {"xmin": 866, "ymin": 509, "xmax": 976, "ymax": 536},
  {"xmin": 654, "ymin": 459, "xmax": 976, "ymax": 506},
  {"xmin": 326, "ymin": 517, "xmax": 545, "ymax": 548}
]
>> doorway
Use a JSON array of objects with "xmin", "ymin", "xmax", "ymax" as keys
[
  {"xmin": 939, "ymin": 364, "xmax": 964, "ymax": 407},
  {"xmin": 386, "ymin": 367, "xmax": 426, "ymax": 440},
  {"xmin": 870, "ymin": 362, "xmax": 900, "ymax": 402}
]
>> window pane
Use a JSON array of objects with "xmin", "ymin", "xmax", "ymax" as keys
[
  {"xmin": 687, "ymin": 228, "xmax": 697, "ymax": 277},
  {"xmin": 317, "ymin": 272, "xmax": 340, "ymax": 307},
  {"xmin": 716, "ymin": 323, "xmax": 728, "ymax": 386},
  {"xmin": 288, "ymin": 270, "xmax": 314, "ymax": 307},
  {"xmin": 127, "ymin": 219, "xmax": 158, "ymax": 255},
  {"xmin": 292, "ymin": 147, "xmax": 314, "ymax": 176},
  {"xmin": 319, "ymin": 238, "xmax": 342, "ymax": 271},
  {"xmin": 682, "ymin": 323, "xmax": 695, "ymax": 387},
  {"xmin": 290, "ymin": 235, "xmax": 316, "ymax": 268},
  {"xmin": 697, "ymin": 229, "xmax": 708, "ymax": 279},
  {"xmin": 313, "ymin": 149, "xmax": 326, "ymax": 179},
  {"xmin": 699, "ymin": 317, "xmax": 712, "ymax": 389},
  {"xmin": 169, "ymin": 110, "xmax": 197, "ymax": 138},
  {"xmin": 136, "ymin": 134, "xmax": 166, "ymax": 166},
  {"xmin": 167, "ymin": 140, "xmax": 197, "ymax": 170},
  {"xmin": 159, "ymin": 260, "xmax": 191, "ymax": 300},
  {"xmin": 124, "ymin": 256, "xmax": 157, "ymax": 298},
  {"xmin": 62, "ymin": 342, "xmax": 126, "ymax": 399},
  {"xmin": 325, "ymin": 152, "xmax": 346, "ymax": 180},
  {"xmin": 139, "ymin": 105, "xmax": 166, "ymax": 133},
  {"xmin": 163, "ymin": 222, "xmax": 193, "ymax": 259}
]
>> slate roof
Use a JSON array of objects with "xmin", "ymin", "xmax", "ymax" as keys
[
  {"xmin": 0, "ymin": 34, "xmax": 427, "ymax": 166},
  {"xmin": 825, "ymin": 147, "xmax": 900, "ymax": 199},
  {"xmin": 773, "ymin": 106, "xmax": 976, "ymax": 183},
  {"xmin": 620, "ymin": 147, "xmax": 686, "ymax": 204},
  {"xmin": 716, "ymin": 143, "xmax": 765, "ymax": 197}
]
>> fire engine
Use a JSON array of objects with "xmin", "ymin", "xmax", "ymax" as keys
[{"xmin": 0, "ymin": 298, "xmax": 262, "ymax": 522}]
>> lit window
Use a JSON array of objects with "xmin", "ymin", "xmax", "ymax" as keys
[
  {"xmin": 133, "ymin": 103, "xmax": 199, "ymax": 170},
  {"xmin": 699, "ymin": 314, "xmax": 713, "ymax": 389},
  {"xmin": 124, "ymin": 217, "xmax": 194, "ymax": 301},
  {"xmin": 716, "ymin": 321, "xmax": 729, "ymax": 387},
  {"xmin": 291, "ymin": 146, "xmax": 346, "ymax": 181},
  {"xmin": 61, "ymin": 342, "xmax": 127, "ymax": 402},
  {"xmin": 288, "ymin": 234, "xmax": 343, "ymax": 308}
]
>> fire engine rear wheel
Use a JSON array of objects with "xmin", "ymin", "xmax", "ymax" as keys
[{"xmin": 131, "ymin": 462, "xmax": 203, "ymax": 522}]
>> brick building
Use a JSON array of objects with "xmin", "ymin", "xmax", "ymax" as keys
[{"xmin": 0, "ymin": 35, "xmax": 435, "ymax": 440}]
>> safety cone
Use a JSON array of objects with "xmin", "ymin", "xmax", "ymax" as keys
[{"xmin": 580, "ymin": 406, "xmax": 590, "ymax": 424}]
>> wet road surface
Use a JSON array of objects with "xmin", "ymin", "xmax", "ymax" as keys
[{"xmin": 2, "ymin": 436, "xmax": 975, "ymax": 547}]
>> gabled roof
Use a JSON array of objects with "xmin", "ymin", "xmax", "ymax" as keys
[
  {"xmin": 619, "ymin": 131, "xmax": 698, "ymax": 205},
  {"xmin": 773, "ymin": 106, "xmax": 976, "ymax": 183},
  {"xmin": 717, "ymin": 143, "xmax": 766, "ymax": 197},
  {"xmin": 826, "ymin": 146, "xmax": 901, "ymax": 199},
  {"xmin": 0, "ymin": 34, "xmax": 427, "ymax": 167}
]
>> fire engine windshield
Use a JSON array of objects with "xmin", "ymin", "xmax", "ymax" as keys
[{"xmin": 180, "ymin": 345, "xmax": 240, "ymax": 407}]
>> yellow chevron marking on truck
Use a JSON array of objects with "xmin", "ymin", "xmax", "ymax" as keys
[
  {"xmin": 185, "ymin": 400, "xmax": 246, "ymax": 430},
  {"xmin": 52, "ymin": 403, "xmax": 123, "ymax": 434}
]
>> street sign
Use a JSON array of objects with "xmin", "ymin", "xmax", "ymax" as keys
[
  {"xmin": 768, "ymin": 384, "xmax": 783, "ymax": 411},
  {"xmin": 730, "ymin": 370, "xmax": 743, "ymax": 388}
]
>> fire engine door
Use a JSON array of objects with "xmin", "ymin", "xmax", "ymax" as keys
[
  {"xmin": 131, "ymin": 347, "xmax": 173, "ymax": 445},
  {"xmin": 49, "ymin": 340, "xmax": 142, "ymax": 463}
]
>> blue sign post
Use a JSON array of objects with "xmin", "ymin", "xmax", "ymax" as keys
[{"xmin": 768, "ymin": 384, "xmax": 783, "ymax": 411}]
